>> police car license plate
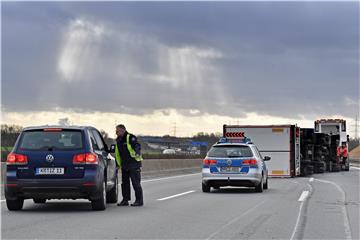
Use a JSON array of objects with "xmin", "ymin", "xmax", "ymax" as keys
[
  {"xmin": 221, "ymin": 167, "xmax": 240, "ymax": 173},
  {"xmin": 36, "ymin": 168, "xmax": 64, "ymax": 175}
]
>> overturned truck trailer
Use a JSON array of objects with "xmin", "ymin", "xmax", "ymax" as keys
[{"xmin": 223, "ymin": 125, "xmax": 301, "ymax": 177}]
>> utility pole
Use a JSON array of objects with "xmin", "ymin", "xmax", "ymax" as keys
[
  {"xmin": 172, "ymin": 122, "xmax": 177, "ymax": 137},
  {"xmin": 355, "ymin": 115, "xmax": 359, "ymax": 143}
]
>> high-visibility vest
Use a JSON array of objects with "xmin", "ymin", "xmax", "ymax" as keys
[{"xmin": 115, "ymin": 133, "xmax": 143, "ymax": 167}]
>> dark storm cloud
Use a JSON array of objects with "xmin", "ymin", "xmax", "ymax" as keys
[{"xmin": 2, "ymin": 2, "xmax": 359, "ymax": 119}]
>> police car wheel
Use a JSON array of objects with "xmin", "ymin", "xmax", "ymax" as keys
[
  {"xmin": 202, "ymin": 183, "xmax": 211, "ymax": 193},
  {"xmin": 255, "ymin": 177, "xmax": 263, "ymax": 193},
  {"xmin": 263, "ymin": 177, "xmax": 268, "ymax": 190}
]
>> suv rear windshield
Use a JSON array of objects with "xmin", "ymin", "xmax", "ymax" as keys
[
  {"xmin": 207, "ymin": 145, "xmax": 253, "ymax": 158},
  {"xmin": 19, "ymin": 130, "xmax": 84, "ymax": 151}
]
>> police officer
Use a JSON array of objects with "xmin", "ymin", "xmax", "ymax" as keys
[{"xmin": 115, "ymin": 124, "xmax": 144, "ymax": 207}]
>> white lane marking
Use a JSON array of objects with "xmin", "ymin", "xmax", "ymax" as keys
[
  {"xmin": 309, "ymin": 177, "xmax": 314, "ymax": 182},
  {"xmin": 350, "ymin": 166, "xmax": 360, "ymax": 170},
  {"xmin": 142, "ymin": 173, "xmax": 200, "ymax": 183},
  {"xmin": 314, "ymin": 178, "xmax": 352, "ymax": 240},
  {"xmin": 117, "ymin": 173, "xmax": 200, "ymax": 186},
  {"xmin": 288, "ymin": 180, "xmax": 299, "ymax": 184},
  {"xmin": 206, "ymin": 200, "xmax": 266, "ymax": 240},
  {"xmin": 298, "ymin": 191, "xmax": 310, "ymax": 202},
  {"xmin": 157, "ymin": 190, "xmax": 195, "ymax": 201},
  {"xmin": 290, "ymin": 183, "xmax": 313, "ymax": 240}
]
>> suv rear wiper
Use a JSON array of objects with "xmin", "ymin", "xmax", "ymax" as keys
[{"xmin": 228, "ymin": 155, "xmax": 241, "ymax": 158}]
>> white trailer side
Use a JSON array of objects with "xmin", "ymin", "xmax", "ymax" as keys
[{"xmin": 223, "ymin": 125, "xmax": 301, "ymax": 177}]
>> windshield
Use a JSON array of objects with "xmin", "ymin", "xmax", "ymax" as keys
[
  {"xmin": 207, "ymin": 145, "xmax": 253, "ymax": 158},
  {"xmin": 19, "ymin": 130, "xmax": 84, "ymax": 151}
]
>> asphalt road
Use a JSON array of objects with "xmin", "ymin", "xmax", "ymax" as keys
[{"xmin": 1, "ymin": 167, "xmax": 359, "ymax": 240}]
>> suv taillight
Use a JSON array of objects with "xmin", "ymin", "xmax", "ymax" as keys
[
  {"xmin": 7, "ymin": 153, "xmax": 28, "ymax": 165},
  {"xmin": 73, "ymin": 153, "xmax": 98, "ymax": 164}
]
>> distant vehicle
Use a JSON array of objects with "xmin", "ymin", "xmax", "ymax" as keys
[
  {"xmin": 202, "ymin": 136, "xmax": 270, "ymax": 193},
  {"xmin": 223, "ymin": 125, "xmax": 300, "ymax": 177},
  {"xmin": 5, "ymin": 126, "xmax": 118, "ymax": 211},
  {"xmin": 162, "ymin": 149, "xmax": 176, "ymax": 154}
]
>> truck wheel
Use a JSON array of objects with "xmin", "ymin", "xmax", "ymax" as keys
[
  {"xmin": 332, "ymin": 164, "xmax": 340, "ymax": 172},
  {"xmin": 33, "ymin": 199, "xmax": 46, "ymax": 204},
  {"xmin": 106, "ymin": 175, "xmax": 118, "ymax": 204},
  {"xmin": 307, "ymin": 165, "xmax": 314, "ymax": 175},
  {"xmin": 255, "ymin": 177, "xmax": 263, "ymax": 193},
  {"xmin": 202, "ymin": 182, "xmax": 210, "ymax": 193},
  {"xmin": 329, "ymin": 162, "xmax": 333, "ymax": 172},
  {"xmin": 91, "ymin": 181, "xmax": 106, "ymax": 211},
  {"xmin": 6, "ymin": 198, "xmax": 24, "ymax": 211}
]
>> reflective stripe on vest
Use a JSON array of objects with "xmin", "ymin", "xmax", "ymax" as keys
[{"xmin": 115, "ymin": 133, "xmax": 143, "ymax": 167}]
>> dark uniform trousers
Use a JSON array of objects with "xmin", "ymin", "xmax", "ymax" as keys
[{"xmin": 121, "ymin": 168, "xmax": 143, "ymax": 203}]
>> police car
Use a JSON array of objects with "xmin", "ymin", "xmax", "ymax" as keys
[{"xmin": 202, "ymin": 136, "xmax": 270, "ymax": 193}]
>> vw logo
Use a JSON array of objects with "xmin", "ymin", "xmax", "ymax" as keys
[
  {"xmin": 227, "ymin": 159, "xmax": 232, "ymax": 166},
  {"xmin": 45, "ymin": 154, "xmax": 54, "ymax": 163}
]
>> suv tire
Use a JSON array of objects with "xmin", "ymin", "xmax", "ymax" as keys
[
  {"xmin": 6, "ymin": 198, "xmax": 24, "ymax": 211},
  {"xmin": 106, "ymin": 175, "xmax": 118, "ymax": 204},
  {"xmin": 33, "ymin": 199, "xmax": 46, "ymax": 204},
  {"xmin": 91, "ymin": 181, "xmax": 106, "ymax": 211}
]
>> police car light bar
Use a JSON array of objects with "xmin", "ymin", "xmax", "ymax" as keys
[{"xmin": 218, "ymin": 136, "xmax": 253, "ymax": 144}]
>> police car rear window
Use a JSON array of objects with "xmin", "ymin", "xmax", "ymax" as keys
[
  {"xmin": 207, "ymin": 145, "xmax": 253, "ymax": 158},
  {"xmin": 19, "ymin": 130, "xmax": 84, "ymax": 151}
]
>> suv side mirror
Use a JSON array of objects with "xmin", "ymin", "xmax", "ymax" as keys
[
  {"xmin": 109, "ymin": 144, "xmax": 116, "ymax": 153},
  {"xmin": 103, "ymin": 144, "xmax": 109, "ymax": 152},
  {"xmin": 263, "ymin": 156, "xmax": 271, "ymax": 161}
]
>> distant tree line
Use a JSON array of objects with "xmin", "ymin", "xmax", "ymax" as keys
[
  {"xmin": 192, "ymin": 132, "xmax": 222, "ymax": 146},
  {"xmin": 1, "ymin": 124, "xmax": 23, "ymax": 148}
]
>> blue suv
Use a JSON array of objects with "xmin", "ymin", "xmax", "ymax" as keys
[{"xmin": 5, "ymin": 126, "xmax": 118, "ymax": 211}]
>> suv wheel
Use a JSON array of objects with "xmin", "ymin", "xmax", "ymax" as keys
[
  {"xmin": 255, "ymin": 177, "xmax": 263, "ymax": 193},
  {"xmin": 202, "ymin": 182, "xmax": 210, "ymax": 193},
  {"xmin": 106, "ymin": 175, "xmax": 118, "ymax": 203},
  {"xmin": 6, "ymin": 198, "xmax": 24, "ymax": 211},
  {"xmin": 33, "ymin": 199, "xmax": 46, "ymax": 204},
  {"xmin": 91, "ymin": 181, "xmax": 106, "ymax": 211}
]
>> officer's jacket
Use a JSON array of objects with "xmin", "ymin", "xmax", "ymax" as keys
[{"xmin": 115, "ymin": 132, "xmax": 142, "ymax": 169}]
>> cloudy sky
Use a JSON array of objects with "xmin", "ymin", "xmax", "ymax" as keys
[{"xmin": 2, "ymin": 2, "xmax": 359, "ymax": 137}]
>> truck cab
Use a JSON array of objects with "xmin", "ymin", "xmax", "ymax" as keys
[
  {"xmin": 314, "ymin": 119, "xmax": 348, "ymax": 146},
  {"xmin": 314, "ymin": 119, "xmax": 349, "ymax": 171}
]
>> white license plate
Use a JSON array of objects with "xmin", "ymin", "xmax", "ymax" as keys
[
  {"xmin": 220, "ymin": 167, "xmax": 240, "ymax": 173},
  {"xmin": 36, "ymin": 168, "xmax": 64, "ymax": 175}
]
